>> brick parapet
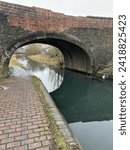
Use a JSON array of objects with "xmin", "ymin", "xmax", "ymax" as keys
[{"xmin": 0, "ymin": 1, "xmax": 113, "ymax": 32}]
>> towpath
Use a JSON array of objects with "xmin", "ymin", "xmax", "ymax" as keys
[{"xmin": 0, "ymin": 76, "xmax": 55, "ymax": 150}]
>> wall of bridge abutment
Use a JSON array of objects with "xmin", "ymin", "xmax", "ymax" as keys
[{"xmin": 0, "ymin": 1, "xmax": 113, "ymax": 78}]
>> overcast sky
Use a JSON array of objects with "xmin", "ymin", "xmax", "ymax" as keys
[{"xmin": 2, "ymin": 0, "xmax": 113, "ymax": 17}]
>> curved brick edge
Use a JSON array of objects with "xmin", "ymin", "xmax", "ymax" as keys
[{"xmin": 32, "ymin": 77, "xmax": 82, "ymax": 150}]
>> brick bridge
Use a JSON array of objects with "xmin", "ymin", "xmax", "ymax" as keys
[{"xmin": 0, "ymin": 1, "xmax": 113, "ymax": 78}]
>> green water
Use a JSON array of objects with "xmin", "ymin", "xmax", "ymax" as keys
[{"xmin": 51, "ymin": 70, "xmax": 113, "ymax": 150}]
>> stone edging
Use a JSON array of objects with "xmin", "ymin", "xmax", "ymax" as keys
[{"xmin": 32, "ymin": 76, "xmax": 82, "ymax": 150}]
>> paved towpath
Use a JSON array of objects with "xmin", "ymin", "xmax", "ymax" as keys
[{"xmin": 0, "ymin": 77, "xmax": 56, "ymax": 150}]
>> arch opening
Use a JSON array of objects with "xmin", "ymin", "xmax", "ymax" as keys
[
  {"xmin": 1, "ymin": 32, "xmax": 92, "ymax": 78},
  {"xmin": 11, "ymin": 44, "xmax": 65, "ymax": 92}
]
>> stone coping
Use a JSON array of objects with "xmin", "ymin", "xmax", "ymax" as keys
[{"xmin": 38, "ymin": 79, "xmax": 82, "ymax": 150}]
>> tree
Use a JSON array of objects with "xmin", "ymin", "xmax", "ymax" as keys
[{"xmin": 25, "ymin": 44, "xmax": 45, "ymax": 55}]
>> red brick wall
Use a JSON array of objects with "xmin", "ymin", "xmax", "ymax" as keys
[{"xmin": 0, "ymin": 1, "xmax": 113, "ymax": 32}]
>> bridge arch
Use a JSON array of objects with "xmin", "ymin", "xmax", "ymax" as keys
[{"xmin": 6, "ymin": 32, "xmax": 92, "ymax": 73}]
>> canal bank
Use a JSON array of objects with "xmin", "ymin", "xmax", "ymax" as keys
[
  {"xmin": 32, "ymin": 76, "xmax": 82, "ymax": 149},
  {"xmin": 0, "ymin": 75, "xmax": 82, "ymax": 150},
  {"xmin": 8, "ymin": 54, "xmax": 113, "ymax": 150}
]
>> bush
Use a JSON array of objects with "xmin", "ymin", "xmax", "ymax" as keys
[
  {"xmin": 47, "ymin": 45, "xmax": 64, "ymax": 63},
  {"xmin": 25, "ymin": 44, "xmax": 45, "ymax": 55}
]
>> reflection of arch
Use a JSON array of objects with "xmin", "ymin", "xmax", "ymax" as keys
[
  {"xmin": 51, "ymin": 70, "xmax": 113, "ymax": 123},
  {"xmin": 7, "ymin": 32, "xmax": 92, "ymax": 73}
]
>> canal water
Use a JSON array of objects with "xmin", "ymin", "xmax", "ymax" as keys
[
  {"xmin": 51, "ymin": 70, "xmax": 113, "ymax": 150},
  {"xmin": 10, "ymin": 55, "xmax": 113, "ymax": 150}
]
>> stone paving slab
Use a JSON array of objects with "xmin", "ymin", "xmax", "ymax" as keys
[{"xmin": 0, "ymin": 77, "xmax": 56, "ymax": 150}]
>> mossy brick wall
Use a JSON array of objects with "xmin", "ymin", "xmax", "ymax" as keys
[{"xmin": 0, "ymin": 1, "xmax": 113, "ymax": 76}]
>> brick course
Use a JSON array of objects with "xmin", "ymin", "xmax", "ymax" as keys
[{"xmin": 0, "ymin": 1, "xmax": 112, "ymax": 32}]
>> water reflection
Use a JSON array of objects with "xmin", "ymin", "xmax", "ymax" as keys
[
  {"xmin": 70, "ymin": 120, "xmax": 113, "ymax": 150},
  {"xmin": 16, "ymin": 55, "xmax": 64, "ymax": 92},
  {"xmin": 51, "ymin": 70, "xmax": 113, "ymax": 123},
  {"xmin": 11, "ymin": 55, "xmax": 113, "ymax": 150},
  {"xmin": 51, "ymin": 70, "xmax": 113, "ymax": 150},
  {"xmin": 16, "ymin": 55, "xmax": 48, "ymax": 71},
  {"xmin": 10, "ymin": 66, "xmax": 29, "ymax": 77}
]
